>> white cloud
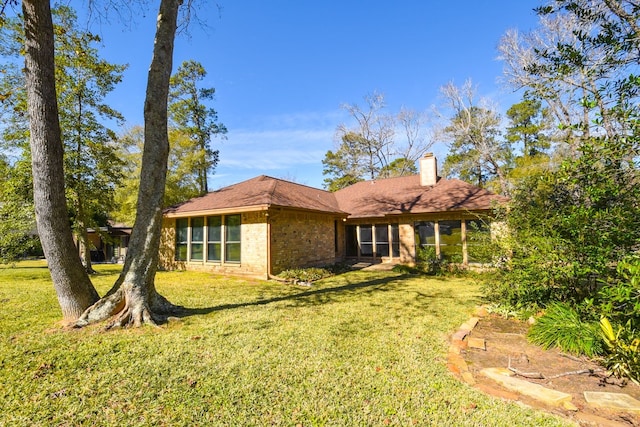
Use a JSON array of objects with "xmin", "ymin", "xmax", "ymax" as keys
[{"xmin": 211, "ymin": 112, "xmax": 340, "ymax": 189}]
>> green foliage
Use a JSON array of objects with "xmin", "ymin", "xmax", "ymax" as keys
[
  {"xmin": 112, "ymin": 123, "xmax": 224, "ymax": 223},
  {"xmin": 466, "ymin": 219, "xmax": 495, "ymax": 264},
  {"xmin": 593, "ymin": 257, "xmax": 640, "ymax": 327},
  {"xmin": 323, "ymin": 93, "xmax": 431, "ymax": 191},
  {"xmin": 168, "ymin": 60, "xmax": 227, "ymax": 195},
  {"xmin": 600, "ymin": 317, "xmax": 640, "ymax": 385},
  {"xmin": 110, "ymin": 126, "xmax": 144, "ymax": 225},
  {"xmin": 0, "ymin": 5, "xmax": 127, "ymax": 245},
  {"xmin": 490, "ymin": 136, "xmax": 640, "ymax": 308},
  {"xmin": 0, "ymin": 201, "xmax": 41, "ymax": 263},
  {"xmin": 412, "ymin": 246, "xmax": 467, "ymax": 276},
  {"xmin": 443, "ymin": 105, "xmax": 508, "ymax": 190},
  {"xmin": 440, "ymin": 82, "xmax": 512, "ymax": 195},
  {"xmin": 527, "ymin": 303, "xmax": 604, "ymax": 357},
  {"xmin": 0, "ymin": 157, "xmax": 40, "ymax": 263},
  {"xmin": 505, "ymin": 99, "xmax": 552, "ymax": 157},
  {"xmin": 415, "ymin": 245, "xmax": 444, "ymax": 275},
  {"xmin": 379, "ymin": 157, "xmax": 418, "ymax": 178},
  {"xmin": 277, "ymin": 267, "xmax": 333, "ymax": 283},
  {"xmin": 322, "ymin": 144, "xmax": 366, "ymax": 191}
]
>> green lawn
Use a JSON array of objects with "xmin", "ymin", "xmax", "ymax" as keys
[{"xmin": 0, "ymin": 262, "xmax": 571, "ymax": 426}]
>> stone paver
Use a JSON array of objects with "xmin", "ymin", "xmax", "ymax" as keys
[
  {"xmin": 460, "ymin": 317, "xmax": 479, "ymax": 332},
  {"xmin": 480, "ymin": 367, "xmax": 574, "ymax": 408},
  {"xmin": 583, "ymin": 391, "xmax": 640, "ymax": 413},
  {"xmin": 467, "ymin": 337, "xmax": 486, "ymax": 350},
  {"xmin": 474, "ymin": 383, "xmax": 519, "ymax": 401},
  {"xmin": 574, "ymin": 412, "xmax": 631, "ymax": 427}
]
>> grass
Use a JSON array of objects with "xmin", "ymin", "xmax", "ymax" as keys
[{"xmin": 0, "ymin": 261, "xmax": 571, "ymax": 426}]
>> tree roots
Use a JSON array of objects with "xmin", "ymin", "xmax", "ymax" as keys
[{"xmin": 72, "ymin": 286, "xmax": 183, "ymax": 330}]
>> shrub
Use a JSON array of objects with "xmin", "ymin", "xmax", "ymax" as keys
[
  {"xmin": 594, "ymin": 257, "xmax": 640, "ymax": 327},
  {"xmin": 527, "ymin": 302, "xmax": 604, "ymax": 357},
  {"xmin": 277, "ymin": 263, "xmax": 351, "ymax": 283},
  {"xmin": 600, "ymin": 317, "xmax": 640, "ymax": 385},
  {"xmin": 415, "ymin": 245, "xmax": 463, "ymax": 276}
]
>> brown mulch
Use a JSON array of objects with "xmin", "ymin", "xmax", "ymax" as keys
[{"xmin": 464, "ymin": 314, "xmax": 640, "ymax": 426}]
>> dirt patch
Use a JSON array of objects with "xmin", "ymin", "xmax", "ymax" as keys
[{"xmin": 464, "ymin": 315, "xmax": 640, "ymax": 426}]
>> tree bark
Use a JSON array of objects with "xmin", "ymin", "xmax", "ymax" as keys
[
  {"xmin": 75, "ymin": 0, "xmax": 182, "ymax": 328},
  {"xmin": 22, "ymin": 0, "xmax": 99, "ymax": 323}
]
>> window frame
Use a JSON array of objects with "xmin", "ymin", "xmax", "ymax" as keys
[
  {"xmin": 207, "ymin": 216, "xmax": 222, "ymax": 262},
  {"xmin": 438, "ymin": 220, "xmax": 463, "ymax": 262},
  {"xmin": 190, "ymin": 217, "xmax": 205, "ymax": 261},
  {"xmin": 174, "ymin": 214, "xmax": 242, "ymax": 265},
  {"xmin": 175, "ymin": 218, "xmax": 189, "ymax": 261},
  {"xmin": 224, "ymin": 214, "xmax": 241, "ymax": 263}
]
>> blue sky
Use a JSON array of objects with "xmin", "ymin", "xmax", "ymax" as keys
[{"xmin": 91, "ymin": 1, "xmax": 542, "ymax": 189}]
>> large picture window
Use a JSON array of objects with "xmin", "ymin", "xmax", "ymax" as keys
[
  {"xmin": 415, "ymin": 219, "xmax": 491, "ymax": 264},
  {"xmin": 174, "ymin": 214, "xmax": 242, "ymax": 264},
  {"xmin": 439, "ymin": 220, "xmax": 462, "ymax": 262},
  {"xmin": 415, "ymin": 221, "xmax": 436, "ymax": 260}
]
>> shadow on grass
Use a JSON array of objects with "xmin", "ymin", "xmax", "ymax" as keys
[{"xmin": 174, "ymin": 273, "xmax": 424, "ymax": 318}]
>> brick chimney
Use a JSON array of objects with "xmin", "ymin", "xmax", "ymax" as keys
[{"xmin": 419, "ymin": 153, "xmax": 438, "ymax": 186}]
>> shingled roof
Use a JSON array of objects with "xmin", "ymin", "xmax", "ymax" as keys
[
  {"xmin": 164, "ymin": 174, "xmax": 506, "ymax": 219},
  {"xmin": 164, "ymin": 175, "xmax": 345, "ymax": 216},
  {"xmin": 334, "ymin": 175, "xmax": 506, "ymax": 218}
]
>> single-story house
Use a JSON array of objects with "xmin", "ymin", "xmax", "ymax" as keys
[
  {"xmin": 160, "ymin": 154, "xmax": 506, "ymax": 278},
  {"xmin": 85, "ymin": 221, "xmax": 132, "ymax": 263}
]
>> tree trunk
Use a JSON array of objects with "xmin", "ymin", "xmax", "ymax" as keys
[
  {"xmin": 75, "ymin": 0, "xmax": 182, "ymax": 328},
  {"xmin": 22, "ymin": 0, "xmax": 99, "ymax": 323}
]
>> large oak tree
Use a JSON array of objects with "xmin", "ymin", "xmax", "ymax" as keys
[{"xmin": 75, "ymin": 0, "xmax": 183, "ymax": 328}]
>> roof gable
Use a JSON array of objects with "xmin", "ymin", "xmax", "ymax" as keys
[
  {"xmin": 164, "ymin": 175, "xmax": 345, "ymax": 216},
  {"xmin": 334, "ymin": 175, "xmax": 506, "ymax": 218}
]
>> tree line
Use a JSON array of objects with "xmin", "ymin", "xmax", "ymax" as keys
[{"xmin": 0, "ymin": 5, "xmax": 226, "ymax": 268}]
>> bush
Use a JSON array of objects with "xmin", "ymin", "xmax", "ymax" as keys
[
  {"xmin": 277, "ymin": 263, "xmax": 352, "ymax": 283},
  {"xmin": 527, "ymin": 302, "xmax": 604, "ymax": 357},
  {"xmin": 600, "ymin": 317, "xmax": 640, "ymax": 385},
  {"xmin": 594, "ymin": 257, "xmax": 640, "ymax": 327},
  {"xmin": 414, "ymin": 246, "xmax": 466, "ymax": 276}
]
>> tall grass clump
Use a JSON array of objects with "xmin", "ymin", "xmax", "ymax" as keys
[{"xmin": 527, "ymin": 302, "xmax": 603, "ymax": 357}]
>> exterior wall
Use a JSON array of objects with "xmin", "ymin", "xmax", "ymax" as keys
[
  {"xmin": 398, "ymin": 222, "xmax": 416, "ymax": 264},
  {"xmin": 159, "ymin": 212, "xmax": 269, "ymax": 279},
  {"xmin": 269, "ymin": 210, "xmax": 339, "ymax": 275},
  {"xmin": 158, "ymin": 208, "xmax": 494, "ymax": 278},
  {"xmin": 159, "ymin": 218, "xmax": 178, "ymax": 269}
]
